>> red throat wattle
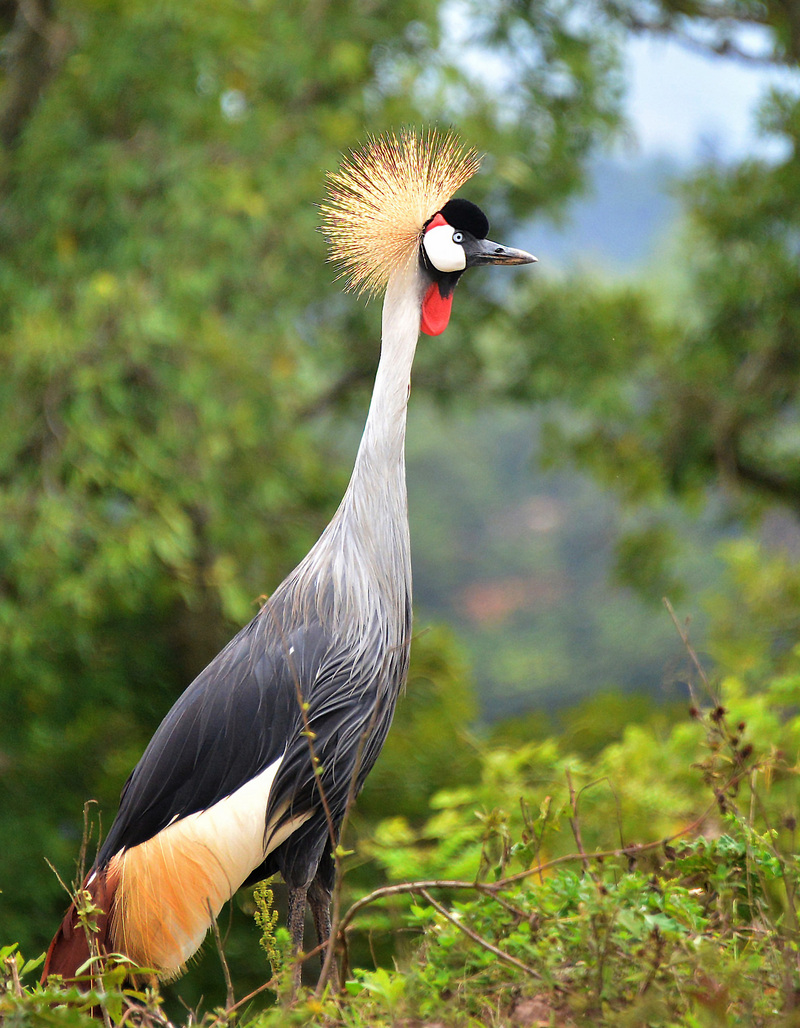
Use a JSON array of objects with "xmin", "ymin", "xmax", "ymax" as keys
[
  {"xmin": 421, "ymin": 283, "xmax": 453, "ymax": 336},
  {"xmin": 421, "ymin": 211, "xmax": 454, "ymax": 335}
]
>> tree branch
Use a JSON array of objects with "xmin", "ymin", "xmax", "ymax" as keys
[
  {"xmin": 617, "ymin": 6, "xmax": 781, "ymax": 66},
  {"xmin": 417, "ymin": 887, "xmax": 544, "ymax": 981},
  {"xmin": 0, "ymin": 0, "xmax": 71, "ymax": 151},
  {"xmin": 733, "ymin": 453, "xmax": 800, "ymax": 510}
]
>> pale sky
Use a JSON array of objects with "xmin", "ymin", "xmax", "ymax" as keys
[
  {"xmin": 624, "ymin": 35, "xmax": 798, "ymax": 161},
  {"xmin": 446, "ymin": 0, "xmax": 797, "ymax": 162}
]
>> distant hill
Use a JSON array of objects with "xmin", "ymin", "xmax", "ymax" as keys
[
  {"xmin": 524, "ymin": 154, "xmax": 683, "ymax": 272},
  {"xmin": 406, "ymin": 403, "xmax": 723, "ymax": 719}
]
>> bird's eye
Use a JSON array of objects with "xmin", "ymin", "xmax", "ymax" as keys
[{"xmin": 453, "ymin": 231, "xmax": 464, "ymax": 244}]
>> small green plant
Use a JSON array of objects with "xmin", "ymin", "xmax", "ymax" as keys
[{"xmin": 253, "ymin": 879, "xmax": 281, "ymax": 974}]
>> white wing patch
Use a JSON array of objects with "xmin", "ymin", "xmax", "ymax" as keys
[{"xmin": 110, "ymin": 755, "xmax": 312, "ymax": 978}]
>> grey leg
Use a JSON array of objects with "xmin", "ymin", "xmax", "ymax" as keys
[
  {"xmin": 308, "ymin": 878, "xmax": 338, "ymax": 988},
  {"xmin": 287, "ymin": 884, "xmax": 308, "ymax": 994}
]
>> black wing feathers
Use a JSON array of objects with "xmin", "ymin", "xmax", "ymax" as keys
[
  {"xmin": 96, "ymin": 603, "xmax": 328, "ymax": 865},
  {"xmin": 262, "ymin": 597, "xmax": 411, "ymax": 888},
  {"xmin": 95, "ymin": 590, "xmax": 409, "ymax": 879}
]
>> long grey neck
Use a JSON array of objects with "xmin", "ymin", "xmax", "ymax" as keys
[
  {"xmin": 350, "ymin": 266, "xmax": 424, "ymax": 497},
  {"xmin": 288, "ymin": 264, "xmax": 423, "ymax": 633}
]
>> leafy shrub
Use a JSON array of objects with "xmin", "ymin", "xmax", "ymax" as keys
[{"xmin": 8, "ymin": 644, "xmax": 800, "ymax": 1026}]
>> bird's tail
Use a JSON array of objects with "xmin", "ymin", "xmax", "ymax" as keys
[{"xmin": 40, "ymin": 864, "xmax": 119, "ymax": 987}]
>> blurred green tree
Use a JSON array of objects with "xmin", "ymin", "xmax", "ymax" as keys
[
  {"xmin": 471, "ymin": 2, "xmax": 800, "ymax": 591},
  {"xmin": 0, "ymin": 0, "xmax": 625, "ymax": 1004}
]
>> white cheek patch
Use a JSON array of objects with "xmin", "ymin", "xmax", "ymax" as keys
[{"xmin": 423, "ymin": 224, "xmax": 467, "ymax": 274}]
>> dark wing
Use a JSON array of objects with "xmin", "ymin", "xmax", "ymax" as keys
[
  {"xmin": 261, "ymin": 596, "xmax": 412, "ymax": 888},
  {"xmin": 95, "ymin": 601, "xmax": 332, "ymax": 867}
]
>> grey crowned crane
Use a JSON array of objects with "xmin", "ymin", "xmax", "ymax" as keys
[{"xmin": 42, "ymin": 129, "xmax": 536, "ymax": 989}]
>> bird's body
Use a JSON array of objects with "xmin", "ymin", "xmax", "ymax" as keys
[{"xmin": 42, "ymin": 130, "xmax": 535, "ymax": 988}]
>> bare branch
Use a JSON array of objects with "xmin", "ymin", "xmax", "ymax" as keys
[
  {"xmin": 624, "ymin": 13, "xmax": 778, "ymax": 65},
  {"xmin": 663, "ymin": 597, "xmax": 709, "ymax": 705},
  {"xmin": 204, "ymin": 977, "xmax": 278, "ymax": 1028},
  {"xmin": 733, "ymin": 454, "xmax": 800, "ymax": 509},
  {"xmin": 566, "ymin": 768, "xmax": 591, "ymax": 874},
  {"xmin": 417, "ymin": 887, "xmax": 544, "ymax": 981}
]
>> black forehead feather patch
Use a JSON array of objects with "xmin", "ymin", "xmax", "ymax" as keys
[{"xmin": 440, "ymin": 198, "xmax": 489, "ymax": 240}]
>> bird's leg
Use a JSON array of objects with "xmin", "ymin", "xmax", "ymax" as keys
[
  {"xmin": 309, "ymin": 886, "xmax": 331, "ymax": 946},
  {"xmin": 287, "ymin": 883, "xmax": 308, "ymax": 994},
  {"xmin": 308, "ymin": 877, "xmax": 338, "ymax": 989}
]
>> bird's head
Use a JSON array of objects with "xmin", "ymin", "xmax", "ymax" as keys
[
  {"xmin": 321, "ymin": 130, "xmax": 536, "ymax": 336},
  {"xmin": 419, "ymin": 197, "xmax": 536, "ymax": 335}
]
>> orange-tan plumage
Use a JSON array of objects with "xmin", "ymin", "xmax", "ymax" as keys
[
  {"xmin": 108, "ymin": 842, "xmax": 219, "ymax": 979},
  {"xmin": 320, "ymin": 128, "xmax": 481, "ymax": 296},
  {"xmin": 106, "ymin": 765, "xmax": 311, "ymax": 979}
]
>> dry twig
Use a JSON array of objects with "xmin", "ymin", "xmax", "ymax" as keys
[
  {"xmin": 207, "ymin": 901, "xmax": 235, "ymax": 1010},
  {"xmin": 417, "ymin": 887, "xmax": 543, "ymax": 981}
]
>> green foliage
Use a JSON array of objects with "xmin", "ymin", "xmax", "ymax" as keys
[
  {"xmin": 381, "ymin": 831, "xmax": 799, "ymax": 1027},
  {"xmin": 707, "ymin": 539, "xmax": 800, "ymax": 686},
  {"xmin": 492, "ymin": 81, "xmax": 800, "ymax": 597},
  {"xmin": 1, "ymin": 943, "xmax": 166, "ymax": 1027},
  {"xmin": 333, "ymin": 658, "xmax": 800, "ymax": 1026},
  {"xmin": 10, "ymin": 648, "xmax": 800, "ymax": 1026}
]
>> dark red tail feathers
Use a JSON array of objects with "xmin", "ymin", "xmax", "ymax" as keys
[{"xmin": 40, "ymin": 866, "xmax": 118, "ymax": 987}]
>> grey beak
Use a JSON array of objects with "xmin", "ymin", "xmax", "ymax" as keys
[{"xmin": 466, "ymin": 237, "xmax": 538, "ymax": 268}]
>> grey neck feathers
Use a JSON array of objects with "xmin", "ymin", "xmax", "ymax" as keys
[{"xmin": 287, "ymin": 264, "xmax": 423, "ymax": 636}]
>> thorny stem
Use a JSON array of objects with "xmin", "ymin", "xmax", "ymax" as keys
[
  {"xmin": 99, "ymin": 971, "xmax": 113, "ymax": 1028},
  {"xmin": 204, "ymin": 979, "xmax": 278, "ymax": 1028},
  {"xmin": 4, "ymin": 954, "xmax": 22, "ymax": 997},
  {"xmin": 44, "ymin": 805, "xmax": 112, "ymax": 1012},
  {"xmin": 77, "ymin": 800, "xmax": 99, "ymax": 889},
  {"xmin": 320, "ymin": 634, "xmax": 414, "ymax": 992},
  {"xmin": 75, "ymin": 806, "xmax": 108, "ymax": 1012},
  {"xmin": 263, "ymin": 598, "xmax": 411, "ymax": 996},
  {"xmin": 663, "ymin": 597, "xmax": 710, "ymax": 705},
  {"xmin": 262, "ymin": 602, "xmax": 339, "ymax": 857},
  {"xmin": 566, "ymin": 768, "xmax": 591, "ymax": 875},
  {"xmin": 259, "ymin": 603, "xmax": 349, "ymax": 1003},
  {"xmin": 44, "ymin": 857, "xmax": 72, "ymax": 902},
  {"xmin": 318, "ymin": 701, "xmax": 378, "ymax": 996}
]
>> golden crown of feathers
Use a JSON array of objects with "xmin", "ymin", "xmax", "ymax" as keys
[{"xmin": 320, "ymin": 129, "xmax": 482, "ymax": 297}]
